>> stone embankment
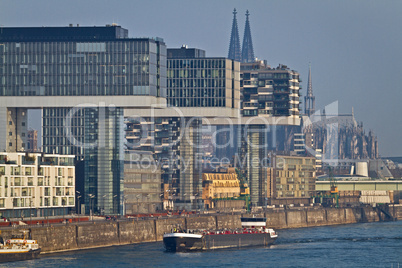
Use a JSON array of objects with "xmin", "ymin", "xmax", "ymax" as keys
[{"xmin": 1, "ymin": 205, "xmax": 400, "ymax": 253}]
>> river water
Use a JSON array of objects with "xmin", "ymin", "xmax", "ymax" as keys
[{"xmin": 4, "ymin": 221, "xmax": 402, "ymax": 267}]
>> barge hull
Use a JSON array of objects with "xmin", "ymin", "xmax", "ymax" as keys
[
  {"xmin": 0, "ymin": 249, "xmax": 41, "ymax": 263},
  {"xmin": 204, "ymin": 233, "xmax": 275, "ymax": 250},
  {"xmin": 164, "ymin": 233, "xmax": 276, "ymax": 252},
  {"xmin": 163, "ymin": 237, "xmax": 204, "ymax": 252}
]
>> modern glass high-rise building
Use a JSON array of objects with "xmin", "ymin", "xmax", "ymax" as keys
[
  {"xmin": 0, "ymin": 26, "xmax": 166, "ymax": 98},
  {"xmin": 236, "ymin": 61, "xmax": 303, "ymax": 206},
  {"xmin": 0, "ymin": 25, "xmax": 167, "ymax": 214},
  {"xmin": 124, "ymin": 46, "xmax": 240, "ymax": 210},
  {"xmin": 167, "ymin": 47, "xmax": 240, "ymax": 109}
]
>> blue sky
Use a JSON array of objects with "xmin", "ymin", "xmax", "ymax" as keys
[{"xmin": 1, "ymin": 0, "xmax": 401, "ymax": 156}]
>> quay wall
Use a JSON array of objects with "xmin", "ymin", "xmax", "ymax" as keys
[
  {"xmin": 77, "ymin": 222, "xmax": 118, "ymax": 249},
  {"xmin": 1, "ymin": 205, "xmax": 400, "ymax": 253},
  {"xmin": 391, "ymin": 204, "xmax": 402, "ymax": 219},
  {"xmin": 122, "ymin": 219, "xmax": 157, "ymax": 244},
  {"xmin": 33, "ymin": 225, "xmax": 77, "ymax": 252}
]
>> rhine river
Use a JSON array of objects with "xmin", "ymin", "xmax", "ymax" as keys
[{"xmin": 4, "ymin": 221, "xmax": 402, "ymax": 267}]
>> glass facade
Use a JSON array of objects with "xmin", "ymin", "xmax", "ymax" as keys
[
  {"xmin": 123, "ymin": 48, "xmax": 240, "ymax": 209},
  {"xmin": 167, "ymin": 58, "xmax": 239, "ymax": 108},
  {"xmin": 0, "ymin": 39, "xmax": 166, "ymax": 97},
  {"xmin": 84, "ymin": 107, "xmax": 124, "ymax": 215},
  {"xmin": 42, "ymin": 108, "xmax": 85, "ymax": 157},
  {"xmin": 178, "ymin": 118, "xmax": 202, "ymax": 209},
  {"xmin": 43, "ymin": 105, "xmax": 124, "ymax": 215},
  {"xmin": 0, "ymin": 26, "xmax": 167, "ymax": 215},
  {"xmin": 243, "ymin": 125, "xmax": 267, "ymax": 206}
]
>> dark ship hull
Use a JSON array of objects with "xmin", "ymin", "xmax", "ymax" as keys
[
  {"xmin": 204, "ymin": 232, "xmax": 276, "ymax": 250},
  {"xmin": 163, "ymin": 233, "xmax": 204, "ymax": 252},
  {"xmin": 0, "ymin": 248, "xmax": 41, "ymax": 263},
  {"xmin": 163, "ymin": 233, "xmax": 276, "ymax": 252}
]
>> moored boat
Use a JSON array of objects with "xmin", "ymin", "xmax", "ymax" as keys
[
  {"xmin": 163, "ymin": 217, "xmax": 277, "ymax": 252},
  {"xmin": 0, "ymin": 230, "xmax": 41, "ymax": 263}
]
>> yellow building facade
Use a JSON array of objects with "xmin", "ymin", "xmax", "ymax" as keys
[{"xmin": 202, "ymin": 171, "xmax": 241, "ymax": 209}]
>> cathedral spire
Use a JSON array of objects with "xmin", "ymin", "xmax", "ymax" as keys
[
  {"xmin": 307, "ymin": 63, "xmax": 313, "ymax": 97},
  {"xmin": 241, "ymin": 10, "xmax": 255, "ymax": 63},
  {"xmin": 228, "ymin": 8, "xmax": 241, "ymax": 62},
  {"xmin": 304, "ymin": 63, "xmax": 316, "ymax": 116}
]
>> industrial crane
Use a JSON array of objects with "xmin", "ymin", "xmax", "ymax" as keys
[{"xmin": 328, "ymin": 166, "xmax": 339, "ymax": 207}]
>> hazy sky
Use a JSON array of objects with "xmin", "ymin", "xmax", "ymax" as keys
[{"xmin": 1, "ymin": 0, "xmax": 401, "ymax": 156}]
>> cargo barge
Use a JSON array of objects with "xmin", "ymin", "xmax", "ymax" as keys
[{"xmin": 163, "ymin": 217, "xmax": 277, "ymax": 252}]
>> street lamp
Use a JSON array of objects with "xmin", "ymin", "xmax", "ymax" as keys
[
  {"xmin": 113, "ymin": 195, "xmax": 118, "ymax": 216},
  {"xmin": 102, "ymin": 194, "xmax": 108, "ymax": 216},
  {"xmin": 159, "ymin": 193, "xmax": 164, "ymax": 212},
  {"xmin": 88, "ymin": 194, "xmax": 95, "ymax": 221},
  {"xmin": 122, "ymin": 195, "xmax": 127, "ymax": 217},
  {"xmin": 76, "ymin": 191, "xmax": 81, "ymax": 214},
  {"xmin": 76, "ymin": 195, "xmax": 81, "ymax": 222}
]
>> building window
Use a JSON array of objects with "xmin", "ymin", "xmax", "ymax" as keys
[
  {"xmin": 22, "ymin": 133, "xmax": 25, "ymax": 137},
  {"xmin": 8, "ymin": 142, "xmax": 12, "ymax": 147},
  {"xmin": 8, "ymin": 132, "xmax": 12, "ymax": 136},
  {"xmin": 22, "ymin": 122, "xmax": 25, "ymax": 126},
  {"xmin": 8, "ymin": 121, "xmax": 12, "ymax": 125}
]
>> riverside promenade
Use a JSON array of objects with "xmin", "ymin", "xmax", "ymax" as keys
[{"xmin": 0, "ymin": 205, "xmax": 401, "ymax": 254}]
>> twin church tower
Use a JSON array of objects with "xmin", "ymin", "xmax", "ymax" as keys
[
  {"xmin": 228, "ymin": 8, "xmax": 315, "ymax": 116},
  {"xmin": 228, "ymin": 9, "xmax": 255, "ymax": 63}
]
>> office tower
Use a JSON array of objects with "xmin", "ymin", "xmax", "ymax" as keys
[
  {"xmin": 167, "ymin": 48, "xmax": 240, "ymax": 109},
  {"xmin": 237, "ymin": 61, "xmax": 302, "ymax": 206},
  {"xmin": 304, "ymin": 64, "xmax": 315, "ymax": 116},
  {"xmin": 125, "ymin": 46, "xmax": 240, "ymax": 209},
  {"xmin": 168, "ymin": 47, "xmax": 240, "ymax": 209},
  {"xmin": 241, "ymin": 10, "xmax": 255, "ymax": 63},
  {"xmin": 124, "ymin": 151, "xmax": 163, "ymax": 214},
  {"xmin": 0, "ymin": 25, "xmax": 167, "ymax": 215}
]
